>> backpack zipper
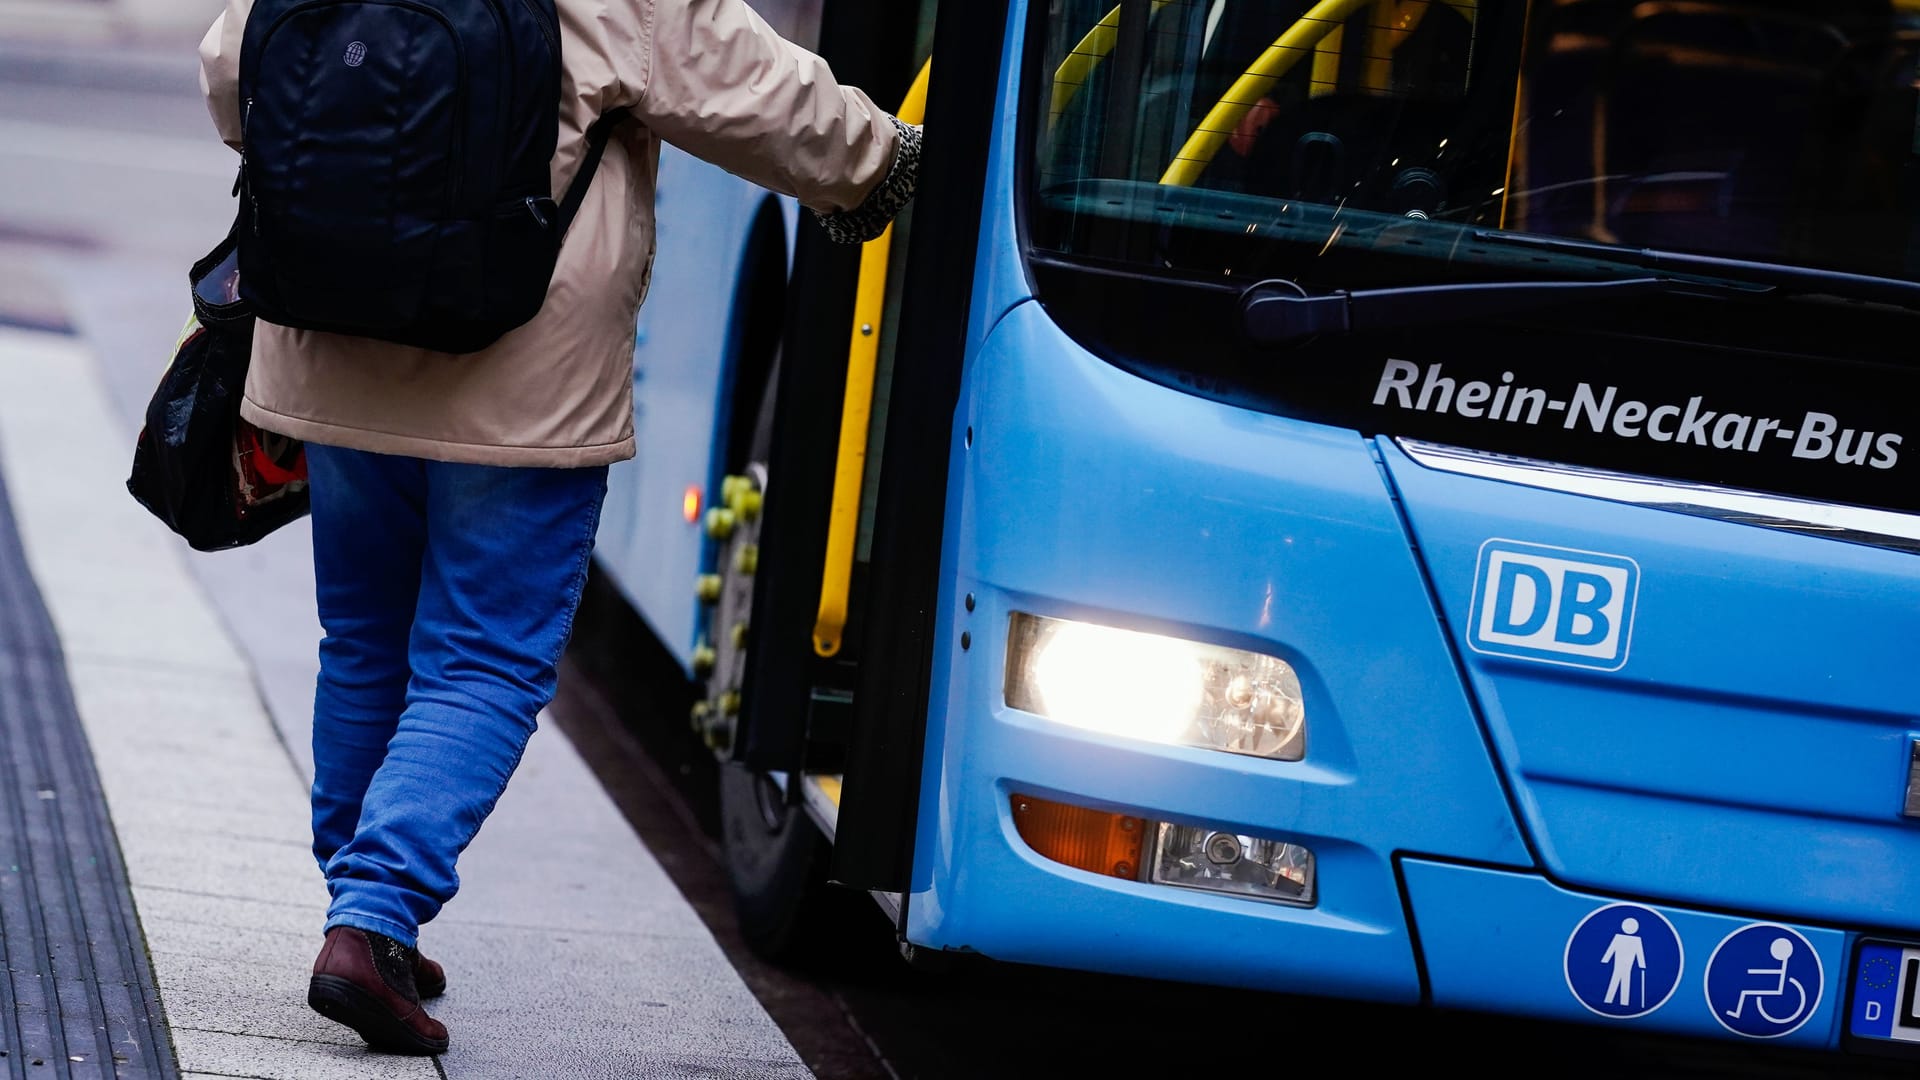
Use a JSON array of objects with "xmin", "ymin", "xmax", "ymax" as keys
[
  {"xmin": 515, "ymin": 0, "xmax": 556, "ymax": 58},
  {"xmin": 242, "ymin": 97, "xmax": 259, "ymax": 233}
]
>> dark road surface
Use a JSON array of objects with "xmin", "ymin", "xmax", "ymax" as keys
[{"xmin": 554, "ymin": 569, "xmax": 1917, "ymax": 1080}]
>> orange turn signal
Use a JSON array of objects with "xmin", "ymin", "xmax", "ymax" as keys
[
  {"xmin": 1010, "ymin": 794, "xmax": 1146, "ymax": 881},
  {"xmin": 683, "ymin": 485, "xmax": 702, "ymax": 524}
]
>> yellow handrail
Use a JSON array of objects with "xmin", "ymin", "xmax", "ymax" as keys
[
  {"xmin": 1309, "ymin": 26, "xmax": 1345, "ymax": 97},
  {"xmin": 1160, "ymin": 0, "xmax": 1480, "ymax": 187},
  {"xmin": 1159, "ymin": 0, "xmax": 1376, "ymax": 186},
  {"xmin": 1049, "ymin": 1, "xmax": 1173, "ymax": 131},
  {"xmin": 813, "ymin": 58, "xmax": 933, "ymax": 659}
]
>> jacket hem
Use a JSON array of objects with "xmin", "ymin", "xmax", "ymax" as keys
[{"xmin": 240, "ymin": 399, "xmax": 637, "ymax": 469}]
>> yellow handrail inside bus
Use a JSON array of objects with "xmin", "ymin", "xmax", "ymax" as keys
[
  {"xmin": 1309, "ymin": 25, "xmax": 1345, "ymax": 97},
  {"xmin": 1160, "ymin": 0, "xmax": 1480, "ymax": 187},
  {"xmin": 1499, "ymin": 0, "xmax": 1535, "ymax": 229},
  {"xmin": 1159, "ymin": 0, "xmax": 1378, "ymax": 186},
  {"xmin": 813, "ymin": 58, "xmax": 933, "ymax": 659},
  {"xmin": 1049, "ymin": 1, "xmax": 1173, "ymax": 131}
]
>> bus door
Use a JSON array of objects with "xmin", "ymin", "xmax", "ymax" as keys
[
  {"xmin": 692, "ymin": 0, "xmax": 968, "ymax": 927},
  {"xmin": 828, "ymin": 0, "xmax": 1090, "ymax": 898}
]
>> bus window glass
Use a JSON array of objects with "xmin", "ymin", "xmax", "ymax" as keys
[{"xmin": 1034, "ymin": 0, "xmax": 1920, "ymax": 285}]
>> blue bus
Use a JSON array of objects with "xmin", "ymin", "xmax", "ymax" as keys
[{"xmin": 592, "ymin": 0, "xmax": 1920, "ymax": 1059}]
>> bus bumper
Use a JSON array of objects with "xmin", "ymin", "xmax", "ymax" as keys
[{"xmin": 1404, "ymin": 858, "xmax": 1849, "ymax": 1050}]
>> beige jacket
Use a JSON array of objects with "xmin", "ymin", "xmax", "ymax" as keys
[{"xmin": 199, "ymin": 0, "xmax": 904, "ymax": 467}]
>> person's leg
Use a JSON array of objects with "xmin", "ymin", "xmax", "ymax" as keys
[
  {"xmin": 319, "ymin": 460, "xmax": 608, "ymax": 946},
  {"xmin": 305, "ymin": 446, "xmax": 427, "ymax": 872}
]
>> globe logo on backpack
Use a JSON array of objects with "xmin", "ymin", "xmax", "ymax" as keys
[{"xmin": 343, "ymin": 41, "xmax": 367, "ymax": 67}]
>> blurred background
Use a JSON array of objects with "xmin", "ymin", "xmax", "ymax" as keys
[{"xmin": 0, "ymin": 0, "xmax": 233, "ymax": 425}]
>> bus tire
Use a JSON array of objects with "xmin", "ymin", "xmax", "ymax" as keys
[
  {"xmin": 718, "ymin": 763, "xmax": 834, "ymax": 962},
  {"xmin": 710, "ymin": 348, "xmax": 853, "ymax": 965}
]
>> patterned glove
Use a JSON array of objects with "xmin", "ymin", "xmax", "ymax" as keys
[{"xmin": 815, "ymin": 116, "xmax": 923, "ymax": 245}]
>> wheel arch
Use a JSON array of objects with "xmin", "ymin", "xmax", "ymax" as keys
[{"xmin": 714, "ymin": 198, "xmax": 793, "ymax": 486}]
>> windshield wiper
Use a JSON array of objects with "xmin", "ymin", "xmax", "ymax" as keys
[
  {"xmin": 1473, "ymin": 231, "xmax": 1920, "ymax": 311},
  {"xmin": 1240, "ymin": 276, "xmax": 1757, "ymax": 347}
]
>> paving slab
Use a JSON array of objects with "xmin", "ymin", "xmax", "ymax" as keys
[
  {"xmin": 129, "ymin": 892, "xmax": 316, "ymax": 943},
  {"xmin": 167, "ymin": 1029, "xmax": 435, "ymax": 1080},
  {"xmin": 149, "ymin": 985, "xmax": 362, "ymax": 1049}
]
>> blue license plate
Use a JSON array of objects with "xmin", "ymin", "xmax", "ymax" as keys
[{"xmin": 1848, "ymin": 940, "xmax": 1920, "ymax": 1050}]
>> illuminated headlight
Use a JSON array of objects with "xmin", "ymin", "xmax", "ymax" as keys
[
  {"xmin": 1151, "ymin": 823, "xmax": 1315, "ymax": 906},
  {"xmin": 1004, "ymin": 613, "xmax": 1305, "ymax": 761}
]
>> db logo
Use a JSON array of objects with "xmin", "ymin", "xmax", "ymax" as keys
[{"xmin": 1468, "ymin": 541, "xmax": 1639, "ymax": 671}]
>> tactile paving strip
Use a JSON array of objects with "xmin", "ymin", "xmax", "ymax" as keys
[{"xmin": 0, "ymin": 460, "xmax": 175, "ymax": 1079}]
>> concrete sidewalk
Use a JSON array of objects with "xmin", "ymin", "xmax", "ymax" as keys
[{"xmin": 0, "ymin": 322, "xmax": 807, "ymax": 1078}]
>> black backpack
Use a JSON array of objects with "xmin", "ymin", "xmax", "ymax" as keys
[{"xmin": 236, "ymin": 0, "xmax": 622, "ymax": 354}]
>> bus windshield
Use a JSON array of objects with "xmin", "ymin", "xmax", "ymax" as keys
[{"xmin": 1032, "ymin": 0, "xmax": 1920, "ymax": 293}]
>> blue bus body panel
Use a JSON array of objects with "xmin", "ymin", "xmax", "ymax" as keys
[
  {"xmin": 1378, "ymin": 441, "xmax": 1920, "ymax": 931},
  {"xmin": 903, "ymin": 300, "xmax": 1530, "ymax": 997},
  {"xmin": 1404, "ymin": 858, "xmax": 1848, "ymax": 1048},
  {"xmin": 963, "ymin": 2, "xmax": 1036, "ymax": 348},
  {"xmin": 598, "ymin": 144, "xmax": 795, "ymax": 670}
]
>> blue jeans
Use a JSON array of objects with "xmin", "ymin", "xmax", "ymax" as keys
[{"xmin": 305, "ymin": 445, "xmax": 607, "ymax": 947}]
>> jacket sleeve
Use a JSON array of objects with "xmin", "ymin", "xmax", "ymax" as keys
[
  {"xmin": 198, "ymin": 0, "xmax": 254, "ymax": 151},
  {"xmin": 635, "ymin": 0, "xmax": 920, "ymax": 243}
]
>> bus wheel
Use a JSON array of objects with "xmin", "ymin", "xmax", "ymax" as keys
[
  {"xmin": 692, "ymin": 347, "xmax": 774, "ymax": 758},
  {"xmin": 718, "ymin": 763, "xmax": 836, "ymax": 962},
  {"xmin": 698, "ymin": 358, "xmax": 841, "ymax": 963}
]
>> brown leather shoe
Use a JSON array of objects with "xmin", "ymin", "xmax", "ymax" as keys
[
  {"xmin": 413, "ymin": 950, "xmax": 446, "ymax": 999},
  {"xmin": 308, "ymin": 927, "xmax": 449, "ymax": 1055}
]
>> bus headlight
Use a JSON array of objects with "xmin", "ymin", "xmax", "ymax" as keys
[{"xmin": 1004, "ymin": 613, "xmax": 1305, "ymax": 761}]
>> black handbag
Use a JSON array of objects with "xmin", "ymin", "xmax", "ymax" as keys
[{"xmin": 126, "ymin": 230, "xmax": 309, "ymax": 551}]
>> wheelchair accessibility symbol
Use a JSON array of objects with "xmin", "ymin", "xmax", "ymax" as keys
[{"xmin": 1705, "ymin": 924, "xmax": 1824, "ymax": 1038}]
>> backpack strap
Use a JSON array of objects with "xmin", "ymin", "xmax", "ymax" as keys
[{"xmin": 557, "ymin": 108, "xmax": 632, "ymax": 238}]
